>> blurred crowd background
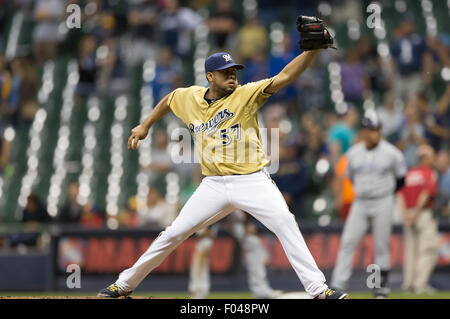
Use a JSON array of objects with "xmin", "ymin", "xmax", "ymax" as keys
[{"xmin": 0, "ymin": 0, "xmax": 449, "ymax": 251}]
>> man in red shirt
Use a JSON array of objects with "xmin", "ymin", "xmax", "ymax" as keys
[{"xmin": 397, "ymin": 144, "xmax": 439, "ymax": 294}]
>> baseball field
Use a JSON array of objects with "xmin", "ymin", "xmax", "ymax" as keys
[{"xmin": 1, "ymin": 291, "xmax": 450, "ymax": 299}]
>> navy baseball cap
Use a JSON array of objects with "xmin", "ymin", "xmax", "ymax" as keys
[
  {"xmin": 204, "ymin": 52, "xmax": 245, "ymax": 73},
  {"xmin": 361, "ymin": 109, "xmax": 382, "ymax": 129}
]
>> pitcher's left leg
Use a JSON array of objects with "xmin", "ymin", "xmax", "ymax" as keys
[{"xmin": 231, "ymin": 172, "xmax": 327, "ymax": 297}]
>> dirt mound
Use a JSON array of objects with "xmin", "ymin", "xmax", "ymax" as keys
[{"xmin": 0, "ymin": 296, "xmax": 174, "ymax": 299}]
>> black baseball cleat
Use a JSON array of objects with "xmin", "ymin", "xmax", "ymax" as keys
[
  {"xmin": 373, "ymin": 287, "xmax": 390, "ymax": 299},
  {"xmin": 97, "ymin": 283, "xmax": 132, "ymax": 298},
  {"xmin": 314, "ymin": 288, "xmax": 348, "ymax": 299}
]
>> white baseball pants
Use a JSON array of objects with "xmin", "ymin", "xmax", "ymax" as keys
[{"xmin": 116, "ymin": 169, "xmax": 327, "ymax": 296}]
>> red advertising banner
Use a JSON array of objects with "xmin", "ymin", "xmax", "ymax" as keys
[{"xmin": 56, "ymin": 231, "xmax": 450, "ymax": 275}]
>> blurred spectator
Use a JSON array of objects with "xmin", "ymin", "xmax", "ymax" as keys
[
  {"xmin": 298, "ymin": 112, "xmax": 329, "ymax": 165},
  {"xmin": 261, "ymin": 102, "xmax": 287, "ymax": 143},
  {"xmin": 125, "ymin": 0, "xmax": 159, "ymax": 65},
  {"xmin": 295, "ymin": 56, "xmax": 324, "ymax": 110},
  {"xmin": 159, "ymin": 0, "xmax": 202, "ymax": 57},
  {"xmin": 237, "ymin": 15, "xmax": 269, "ymax": 62},
  {"xmin": 377, "ymin": 91, "xmax": 405, "ymax": 144},
  {"xmin": 9, "ymin": 57, "xmax": 39, "ymax": 127},
  {"xmin": 8, "ymin": 193, "xmax": 50, "ymax": 249},
  {"xmin": 425, "ymin": 85, "xmax": 450, "ymax": 151},
  {"xmin": 340, "ymin": 42, "xmax": 370, "ymax": 107},
  {"xmin": 398, "ymin": 144, "xmax": 439, "ymax": 294},
  {"xmin": 152, "ymin": 46, "xmax": 183, "ymax": 102},
  {"xmin": 138, "ymin": 186, "xmax": 177, "ymax": 228},
  {"xmin": 32, "ymin": 0, "xmax": 64, "ymax": 64},
  {"xmin": 81, "ymin": 0, "xmax": 114, "ymax": 42},
  {"xmin": 179, "ymin": 165, "xmax": 203, "ymax": 206},
  {"xmin": 269, "ymin": 32, "xmax": 298, "ymax": 104},
  {"xmin": 272, "ymin": 136, "xmax": 311, "ymax": 218},
  {"xmin": 326, "ymin": 106, "xmax": 358, "ymax": 165},
  {"xmin": 427, "ymin": 36, "xmax": 450, "ymax": 69},
  {"xmin": 358, "ymin": 36, "xmax": 390, "ymax": 95},
  {"xmin": 0, "ymin": 54, "xmax": 12, "ymax": 123},
  {"xmin": 0, "ymin": 126, "xmax": 12, "ymax": 173},
  {"xmin": 397, "ymin": 95, "xmax": 428, "ymax": 168},
  {"xmin": 187, "ymin": 0, "xmax": 214, "ymax": 10},
  {"xmin": 22, "ymin": 192, "xmax": 50, "ymax": 223},
  {"xmin": 329, "ymin": 0, "xmax": 363, "ymax": 25},
  {"xmin": 91, "ymin": 4, "xmax": 120, "ymax": 42},
  {"xmin": 97, "ymin": 38, "xmax": 128, "ymax": 97},
  {"xmin": 141, "ymin": 128, "xmax": 173, "ymax": 178},
  {"xmin": 207, "ymin": 0, "xmax": 240, "ymax": 51},
  {"xmin": 3, "ymin": 60, "xmax": 20, "ymax": 124},
  {"xmin": 0, "ymin": 0, "xmax": 6, "ymax": 50},
  {"xmin": 241, "ymin": 49, "xmax": 269, "ymax": 84},
  {"xmin": 118, "ymin": 196, "xmax": 139, "ymax": 227},
  {"xmin": 259, "ymin": 103, "xmax": 287, "ymax": 169},
  {"xmin": 390, "ymin": 15, "xmax": 431, "ymax": 101},
  {"xmin": 57, "ymin": 181, "xmax": 83, "ymax": 224},
  {"xmin": 76, "ymin": 35, "xmax": 98, "ymax": 99},
  {"xmin": 435, "ymin": 150, "xmax": 450, "ymax": 217},
  {"xmin": 79, "ymin": 202, "xmax": 104, "ymax": 228},
  {"xmin": 332, "ymin": 154, "xmax": 355, "ymax": 221}
]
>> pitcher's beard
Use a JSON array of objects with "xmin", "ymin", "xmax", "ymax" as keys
[{"xmin": 218, "ymin": 85, "xmax": 235, "ymax": 96}]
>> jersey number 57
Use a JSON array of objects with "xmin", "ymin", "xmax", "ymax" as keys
[{"xmin": 220, "ymin": 123, "xmax": 241, "ymax": 146}]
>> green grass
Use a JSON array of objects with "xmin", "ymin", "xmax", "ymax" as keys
[
  {"xmin": 347, "ymin": 291, "xmax": 450, "ymax": 299},
  {"xmin": 1, "ymin": 291, "xmax": 450, "ymax": 299}
]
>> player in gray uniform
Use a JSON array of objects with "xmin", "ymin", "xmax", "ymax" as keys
[{"xmin": 330, "ymin": 110, "xmax": 407, "ymax": 298}]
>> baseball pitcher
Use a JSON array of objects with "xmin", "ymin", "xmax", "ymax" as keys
[{"xmin": 99, "ymin": 16, "xmax": 346, "ymax": 299}]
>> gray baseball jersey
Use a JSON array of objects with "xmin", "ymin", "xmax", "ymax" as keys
[{"xmin": 346, "ymin": 140, "xmax": 407, "ymax": 199}]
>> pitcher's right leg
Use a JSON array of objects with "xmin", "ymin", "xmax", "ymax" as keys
[{"xmin": 103, "ymin": 177, "xmax": 234, "ymax": 295}]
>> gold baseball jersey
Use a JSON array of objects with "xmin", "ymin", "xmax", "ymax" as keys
[{"xmin": 168, "ymin": 78, "xmax": 274, "ymax": 176}]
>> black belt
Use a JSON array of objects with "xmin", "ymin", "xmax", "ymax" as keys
[{"xmin": 356, "ymin": 193, "xmax": 393, "ymax": 200}]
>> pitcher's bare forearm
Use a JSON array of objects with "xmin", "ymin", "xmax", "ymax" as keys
[
  {"xmin": 141, "ymin": 94, "xmax": 172, "ymax": 130},
  {"xmin": 128, "ymin": 94, "xmax": 171, "ymax": 149},
  {"xmin": 265, "ymin": 50, "xmax": 319, "ymax": 94}
]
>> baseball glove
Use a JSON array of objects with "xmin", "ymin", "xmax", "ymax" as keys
[{"xmin": 296, "ymin": 15, "xmax": 336, "ymax": 51}]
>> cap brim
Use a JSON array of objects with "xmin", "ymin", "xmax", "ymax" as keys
[{"xmin": 213, "ymin": 62, "xmax": 245, "ymax": 71}]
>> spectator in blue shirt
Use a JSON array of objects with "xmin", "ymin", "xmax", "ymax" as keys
[
  {"xmin": 425, "ymin": 85, "xmax": 450, "ymax": 152},
  {"xmin": 390, "ymin": 15, "xmax": 431, "ymax": 102},
  {"xmin": 272, "ymin": 135, "xmax": 311, "ymax": 219},
  {"xmin": 439, "ymin": 157, "xmax": 450, "ymax": 198},
  {"xmin": 269, "ymin": 32, "xmax": 298, "ymax": 104},
  {"xmin": 151, "ymin": 46, "xmax": 183, "ymax": 103},
  {"xmin": 435, "ymin": 150, "xmax": 450, "ymax": 217},
  {"xmin": 242, "ymin": 49, "xmax": 269, "ymax": 84}
]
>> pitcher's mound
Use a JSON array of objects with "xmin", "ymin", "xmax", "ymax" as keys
[{"xmin": 276, "ymin": 292, "xmax": 312, "ymax": 299}]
